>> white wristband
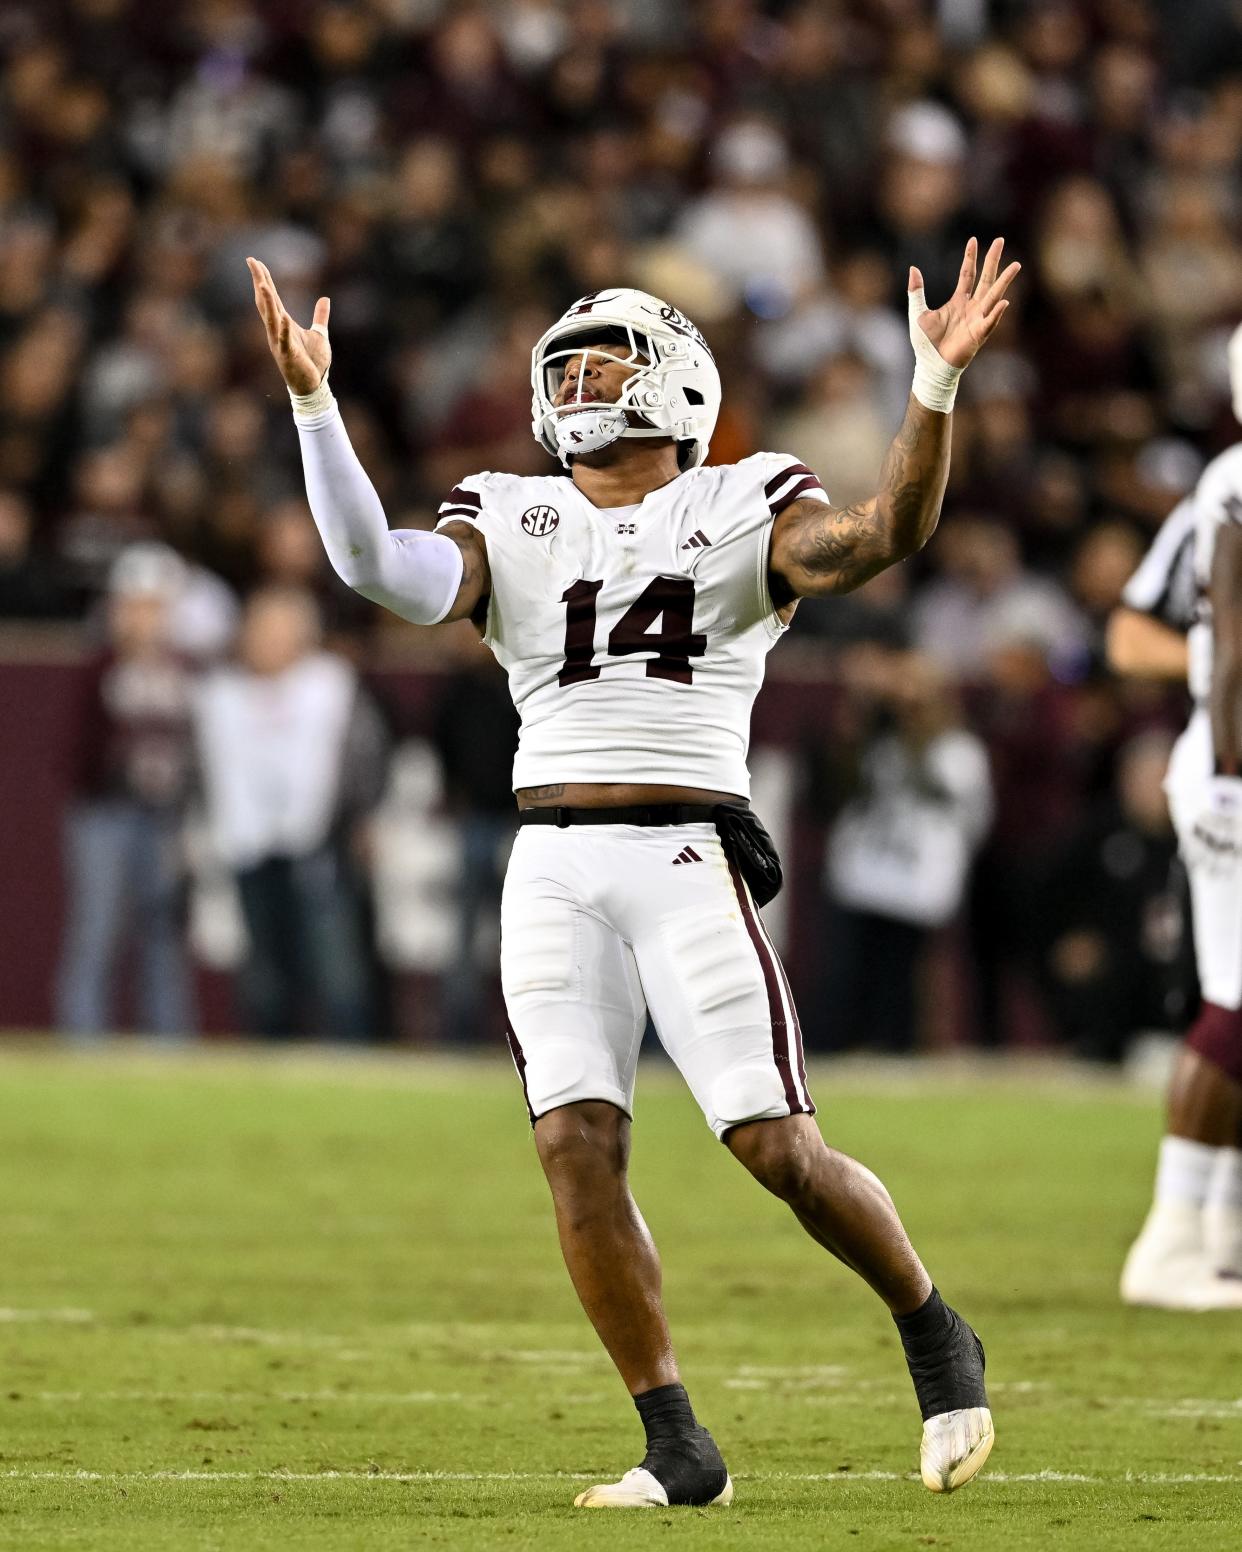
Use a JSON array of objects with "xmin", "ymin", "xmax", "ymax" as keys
[
  {"xmin": 289, "ymin": 373, "xmax": 335, "ymax": 420},
  {"xmin": 908, "ymin": 287, "xmax": 963, "ymax": 414}
]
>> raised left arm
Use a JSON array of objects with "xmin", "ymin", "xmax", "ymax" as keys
[
  {"xmin": 771, "ymin": 398, "xmax": 946, "ymax": 597},
  {"xmin": 771, "ymin": 237, "xmax": 1019, "ymax": 599}
]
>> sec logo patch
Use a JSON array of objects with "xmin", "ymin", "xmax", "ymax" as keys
[{"xmin": 521, "ymin": 505, "xmax": 560, "ymax": 536}]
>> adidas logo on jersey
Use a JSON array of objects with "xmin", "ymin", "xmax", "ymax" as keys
[
  {"xmin": 681, "ymin": 530, "xmax": 712, "ymax": 549},
  {"xmin": 672, "ymin": 846, "xmax": 703, "ymax": 865}
]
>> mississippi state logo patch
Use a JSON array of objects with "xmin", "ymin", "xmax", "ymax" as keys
[{"xmin": 521, "ymin": 505, "xmax": 560, "ymax": 536}]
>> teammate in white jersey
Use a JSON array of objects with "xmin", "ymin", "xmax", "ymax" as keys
[
  {"xmin": 1120, "ymin": 324, "xmax": 1242, "ymax": 1310},
  {"xmin": 248, "ymin": 237, "xmax": 1020, "ymax": 1506}
]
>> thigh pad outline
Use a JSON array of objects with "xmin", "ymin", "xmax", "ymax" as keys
[
  {"xmin": 501, "ymin": 898, "xmax": 579, "ymax": 1002},
  {"xmin": 658, "ymin": 901, "xmax": 762, "ymax": 1028}
]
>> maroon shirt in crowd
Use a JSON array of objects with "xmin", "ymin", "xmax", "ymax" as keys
[{"xmin": 70, "ymin": 648, "xmax": 197, "ymax": 809}]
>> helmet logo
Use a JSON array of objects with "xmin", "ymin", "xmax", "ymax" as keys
[
  {"xmin": 521, "ymin": 505, "xmax": 560, "ymax": 536},
  {"xmin": 639, "ymin": 302, "xmax": 711, "ymax": 353},
  {"xmin": 567, "ymin": 292, "xmax": 620, "ymax": 316}
]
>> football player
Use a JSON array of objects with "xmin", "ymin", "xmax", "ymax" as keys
[
  {"xmin": 248, "ymin": 237, "xmax": 1020, "ymax": 1506},
  {"xmin": 1120, "ymin": 324, "xmax": 1242, "ymax": 1310},
  {"xmin": 1107, "ymin": 497, "xmax": 1194, "ymax": 685}
]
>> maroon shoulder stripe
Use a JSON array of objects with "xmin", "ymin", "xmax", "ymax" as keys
[
  {"xmin": 764, "ymin": 462, "xmax": 813, "ymax": 497},
  {"xmin": 504, "ymin": 1028, "xmax": 536, "ymax": 1125},
  {"xmin": 438, "ymin": 505, "xmax": 481, "ymax": 521},
  {"xmin": 445, "ymin": 485, "xmax": 482, "ymax": 509},
  {"xmin": 769, "ymin": 474, "xmax": 822, "ymax": 518},
  {"xmin": 725, "ymin": 857, "xmax": 801, "ymax": 1113}
]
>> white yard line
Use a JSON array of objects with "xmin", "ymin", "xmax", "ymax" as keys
[
  {"xmin": 176, "ymin": 1325, "xmax": 351, "ymax": 1347},
  {"xmin": 0, "ymin": 1308, "xmax": 94, "ymax": 1323},
  {"xmin": 0, "ymin": 1039, "xmax": 1172, "ymax": 1099},
  {"xmin": 1, "ymin": 1467, "xmax": 1239, "ymax": 1486},
  {"xmin": 1146, "ymin": 1405, "xmax": 1242, "ymax": 1419},
  {"xmin": 15, "ymin": 1381, "xmax": 1239, "ymax": 1419},
  {"xmin": 27, "ymin": 1391, "xmax": 473, "ymax": 1405}
]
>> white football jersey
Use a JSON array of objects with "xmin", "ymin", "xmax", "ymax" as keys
[
  {"xmin": 1190, "ymin": 441, "xmax": 1242, "ymax": 704},
  {"xmin": 436, "ymin": 454, "xmax": 829, "ymax": 795},
  {"xmin": 1121, "ymin": 496, "xmax": 1197, "ymax": 636}
]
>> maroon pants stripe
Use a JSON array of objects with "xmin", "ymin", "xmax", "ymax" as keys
[
  {"xmin": 505, "ymin": 1027, "xmax": 536, "ymax": 1124},
  {"xmin": 726, "ymin": 856, "xmax": 802, "ymax": 1113},
  {"xmin": 764, "ymin": 924, "xmax": 814, "ymax": 1113}
]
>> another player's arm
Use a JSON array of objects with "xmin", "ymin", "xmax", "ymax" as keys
[
  {"xmin": 1210, "ymin": 521, "xmax": 1242, "ymax": 771},
  {"xmin": 1105, "ymin": 608, "xmax": 1189, "ymax": 680},
  {"xmin": 770, "ymin": 237, "xmax": 1019, "ymax": 599},
  {"xmin": 247, "ymin": 257, "xmax": 489, "ymax": 625}
]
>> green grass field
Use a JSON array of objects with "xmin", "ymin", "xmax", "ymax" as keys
[{"xmin": 1, "ymin": 1045, "xmax": 1240, "ymax": 1551}]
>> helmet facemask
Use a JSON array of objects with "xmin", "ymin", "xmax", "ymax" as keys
[
  {"xmin": 530, "ymin": 293, "xmax": 721, "ymax": 470},
  {"xmin": 537, "ymin": 326, "xmax": 666, "ymax": 462}
]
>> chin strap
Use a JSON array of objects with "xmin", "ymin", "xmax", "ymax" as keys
[{"xmin": 554, "ymin": 405, "xmax": 629, "ymax": 463}]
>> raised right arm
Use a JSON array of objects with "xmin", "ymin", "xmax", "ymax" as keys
[
  {"xmin": 247, "ymin": 257, "xmax": 489, "ymax": 626},
  {"xmin": 293, "ymin": 397, "xmax": 490, "ymax": 624}
]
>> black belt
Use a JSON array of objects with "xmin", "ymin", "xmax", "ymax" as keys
[{"xmin": 518, "ymin": 803, "xmax": 724, "ymax": 829}]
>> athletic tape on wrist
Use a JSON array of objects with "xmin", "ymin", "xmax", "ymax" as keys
[
  {"xmin": 908, "ymin": 288, "xmax": 963, "ymax": 414},
  {"xmin": 289, "ymin": 372, "xmax": 335, "ymax": 419}
]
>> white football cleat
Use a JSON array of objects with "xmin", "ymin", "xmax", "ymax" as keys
[
  {"xmin": 1198, "ymin": 1274, "xmax": 1242, "ymax": 1309},
  {"xmin": 1121, "ymin": 1205, "xmax": 1221, "ymax": 1309},
  {"xmin": 920, "ymin": 1406, "xmax": 994, "ymax": 1493},
  {"xmin": 574, "ymin": 1467, "xmax": 734, "ymax": 1509},
  {"xmin": 1121, "ymin": 1261, "xmax": 1242, "ymax": 1310},
  {"xmin": 1121, "ymin": 1216, "xmax": 1242, "ymax": 1309},
  {"xmin": 1120, "ymin": 1248, "xmax": 1207, "ymax": 1309}
]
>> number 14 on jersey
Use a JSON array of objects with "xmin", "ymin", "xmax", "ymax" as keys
[{"xmin": 559, "ymin": 578, "xmax": 707, "ymax": 687}]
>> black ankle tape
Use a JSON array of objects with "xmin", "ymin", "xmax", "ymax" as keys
[
  {"xmin": 894, "ymin": 1288, "xmax": 952, "ymax": 1347},
  {"xmin": 640, "ymin": 1427, "xmax": 728, "ymax": 1506},
  {"xmin": 634, "ymin": 1382, "xmax": 697, "ymax": 1445},
  {"xmin": 895, "ymin": 1289, "xmax": 988, "ymax": 1421}
]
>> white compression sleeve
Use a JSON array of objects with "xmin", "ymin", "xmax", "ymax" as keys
[{"xmin": 292, "ymin": 394, "xmax": 465, "ymax": 625}]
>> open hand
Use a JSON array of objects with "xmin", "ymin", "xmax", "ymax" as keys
[
  {"xmin": 247, "ymin": 256, "xmax": 331, "ymax": 395},
  {"xmin": 912, "ymin": 238, "xmax": 1020, "ymax": 369}
]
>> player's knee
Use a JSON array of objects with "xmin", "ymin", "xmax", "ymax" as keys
[
  {"xmin": 534, "ymin": 1102, "xmax": 629, "ymax": 1182},
  {"xmin": 727, "ymin": 1114, "xmax": 821, "ymax": 1205},
  {"xmin": 1186, "ymin": 1002, "xmax": 1242, "ymax": 1085}
]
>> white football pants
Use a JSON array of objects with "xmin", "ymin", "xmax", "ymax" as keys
[
  {"xmin": 1166, "ymin": 710, "xmax": 1242, "ymax": 1010},
  {"xmin": 500, "ymin": 821, "xmax": 814, "ymax": 1139}
]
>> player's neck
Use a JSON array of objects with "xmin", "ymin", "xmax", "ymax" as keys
[{"xmin": 570, "ymin": 443, "xmax": 684, "ymax": 509}]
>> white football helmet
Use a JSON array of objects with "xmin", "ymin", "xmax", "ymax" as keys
[{"xmin": 531, "ymin": 289, "xmax": 721, "ymax": 469}]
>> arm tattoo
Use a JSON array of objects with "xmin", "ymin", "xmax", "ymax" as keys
[
  {"xmin": 451, "ymin": 529, "xmax": 486, "ymax": 593},
  {"xmin": 784, "ymin": 397, "xmax": 950, "ymax": 595},
  {"xmin": 439, "ymin": 521, "xmax": 491, "ymax": 621}
]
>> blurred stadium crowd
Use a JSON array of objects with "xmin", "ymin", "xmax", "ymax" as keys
[{"xmin": 2, "ymin": 0, "xmax": 1240, "ymax": 1052}]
